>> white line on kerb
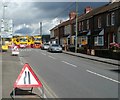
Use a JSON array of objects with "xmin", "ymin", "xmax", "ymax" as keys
[
  {"xmin": 30, "ymin": 64, "xmax": 58, "ymax": 98},
  {"xmin": 19, "ymin": 57, "xmax": 24, "ymax": 65},
  {"xmin": 48, "ymin": 56, "xmax": 56, "ymax": 59},
  {"xmin": 62, "ymin": 61, "xmax": 77, "ymax": 68},
  {"xmin": 38, "ymin": 88, "xmax": 47, "ymax": 98},
  {"xmin": 86, "ymin": 70, "xmax": 120, "ymax": 84}
]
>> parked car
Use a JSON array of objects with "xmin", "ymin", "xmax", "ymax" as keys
[
  {"xmin": 2, "ymin": 41, "xmax": 8, "ymax": 52},
  {"xmin": 2, "ymin": 45, "xmax": 8, "ymax": 52},
  {"xmin": 41, "ymin": 43, "xmax": 50, "ymax": 50},
  {"xmin": 11, "ymin": 45, "xmax": 19, "ymax": 56},
  {"xmin": 48, "ymin": 44, "xmax": 62, "ymax": 53}
]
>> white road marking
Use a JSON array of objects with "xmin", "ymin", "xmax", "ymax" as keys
[
  {"xmin": 19, "ymin": 57, "xmax": 28, "ymax": 65},
  {"xmin": 38, "ymin": 88, "xmax": 47, "ymax": 98},
  {"xmin": 48, "ymin": 56, "xmax": 56, "ymax": 59},
  {"xmin": 29, "ymin": 63, "xmax": 58, "ymax": 98},
  {"xmin": 19, "ymin": 49, "xmax": 32, "ymax": 52},
  {"xmin": 19, "ymin": 57, "xmax": 24, "ymax": 65},
  {"xmin": 86, "ymin": 70, "xmax": 120, "ymax": 84},
  {"xmin": 41, "ymin": 53, "xmax": 46, "ymax": 56},
  {"xmin": 62, "ymin": 61, "xmax": 77, "ymax": 68}
]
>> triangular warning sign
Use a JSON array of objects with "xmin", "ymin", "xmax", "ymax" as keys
[{"xmin": 14, "ymin": 63, "xmax": 43, "ymax": 88}]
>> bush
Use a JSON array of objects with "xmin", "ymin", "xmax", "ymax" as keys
[
  {"xmin": 109, "ymin": 43, "xmax": 120, "ymax": 50},
  {"xmin": 77, "ymin": 47, "xmax": 84, "ymax": 52},
  {"xmin": 69, "ymin": 45, "xmax": 75, "ymax": 52}
]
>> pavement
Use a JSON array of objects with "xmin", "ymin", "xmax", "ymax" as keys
[{"xmin": 63, "ymin": 51, "xmax": 120, "ymax": 66}]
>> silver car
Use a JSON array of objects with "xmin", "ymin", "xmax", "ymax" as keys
[
  {"xmin": 41, "ymin": 43, "xmax": 50, "ymax": 50},
  {"xmin": 48, "ymin": 44, "xmax": 62, "ymax": 53}
]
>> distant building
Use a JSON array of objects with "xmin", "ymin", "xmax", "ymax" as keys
[
  {"xmin": 42, "ymin": 35, "xmax": 50, "ymax": 43},
  {"xmin": 1, "ymin": 19, "xmax": 13, "ymax": 38}
]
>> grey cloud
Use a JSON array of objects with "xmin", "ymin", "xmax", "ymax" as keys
[
  {"xmin": 15, "ymin": 27, "xmax": 33, "ymax": 34},
  {"xmin": 30, "ymin": 2, "xmax": 75, "ymax": 19},
  {"xmin": 0, "ymin": 2, "xmax": 108, "ymax": 35}
]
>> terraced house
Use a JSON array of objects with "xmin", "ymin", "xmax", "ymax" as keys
[{"xmin": 50, "ymin": 1, "xmax": 120, "ymax": 56}]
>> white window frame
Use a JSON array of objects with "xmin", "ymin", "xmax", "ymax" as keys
[
  {"xmin": 113, "ymin": 33, "xmax": 115, "ymax": 43},
  {"xmin": 111, "ymin": 12, "xmax": 115, "ymax": 26},
  {"xmin": 74, "ymin": 24, "xmax": 76, "ymax": 32},
  {"xmin": 81, "ymin": 21, "xmax": 84, "ymax": 30},
  {"xmin": 98, "ymin": 17, "xmax": 101, "ymax": 28},
  {"xmin": 106, "ymin": 14, "xmax": 110, "ymax": 26},
  {"xmin": 94, "ymin": 36, "xmax": 104, "ymax": 46},
  {"xmin": 79, "ymin": 22, "xmax": 81, "ymax": 31},
  {"xmin": 87, "ymin": 20, "xmax": 89, "ymax": 30},
  {"xmin": 64, "ymin": 25, "xmax": 71, "ymax": 35},
  {"xmin": 50, "ymin": 30, "xmax": 55, "ymax": 38}
]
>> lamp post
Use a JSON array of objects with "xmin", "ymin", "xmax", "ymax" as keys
[
  {"xmin": 3, "ymin": 4, "xmax": 7, "ymax": 20},
  {"xmin": 75, "ymin": 1, "xmax": 78, "ymax": 53}
]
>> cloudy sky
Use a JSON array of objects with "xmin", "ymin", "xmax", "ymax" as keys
[{"xmin": 0, "ymin": 1, "xmax": 108, "ymax": 36}]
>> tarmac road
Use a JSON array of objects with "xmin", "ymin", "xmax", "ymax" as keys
[
  {"xmin": 18, "ymin": 48, "xmax": 119, "ymax": 98},
  {"xmin": 2, "ymin": 50, "xmax": 42, "ymax": 99}
]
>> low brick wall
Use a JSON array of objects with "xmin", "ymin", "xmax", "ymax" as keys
[{"xmin": 95, "ymin": 49, "xmax": 120, "ymax": 60}]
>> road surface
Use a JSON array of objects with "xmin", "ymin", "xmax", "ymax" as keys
[
  {"xmin": 2, "ymin": 50, "xmax": 43, "ymax": 99},
  {"xmin": 18, "ymin": 48, "xmax": 119, "ymax": 98}
]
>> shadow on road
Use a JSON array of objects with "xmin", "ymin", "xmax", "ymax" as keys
[
  {"xmin": 10, "ymin": 88, "xmax": 40, "ymax": 99},
  {"xmin": 110, "ymin": 69, "xmax": 120, "ymax": 74}
]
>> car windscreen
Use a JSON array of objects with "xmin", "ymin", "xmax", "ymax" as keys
[
  {"xmin": 51, "ymin": 44, "xmax": 59, "ymax": 47},
  {"xmin": 34, "ymin": 38, "xmax": 41, "ymax": 41},
  {"xmin": 20, "ymin": 38, "xmax": 27, "ymax": 42},
  {"xmin": 44, "ymin": 44, "xmax": 49, "ymax": 46}
]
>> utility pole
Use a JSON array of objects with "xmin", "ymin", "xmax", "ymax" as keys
[
  {"xmin": 75, "ymin": 1, "xmax": 78, "ymax": 53},
  {"xmin": 39, "ymin": 22, "xmax": 42, "ymax": 42},
  {"xmin": 40, "ymin": 22, "xmax": 42, "ymax": 36}
]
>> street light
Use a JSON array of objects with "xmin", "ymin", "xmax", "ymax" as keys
[{"xmin": 3, "ymin": 4, "xmax": 7, "ymax": 20}]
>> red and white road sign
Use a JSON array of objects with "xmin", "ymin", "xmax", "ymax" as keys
[{"xmin": 14, "ymin": 63, "xmax": 43, "ymax": 88}]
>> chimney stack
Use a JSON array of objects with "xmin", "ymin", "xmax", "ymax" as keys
[
  {"xmin": 69, "ymin": 11, "xmax": 76, "ymax": 20},
  {"xmin": 84, "ymin": 6, "xmax": 92, "ymax": 14}
]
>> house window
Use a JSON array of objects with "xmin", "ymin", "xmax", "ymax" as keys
[
  {"xmin": 94, "ymin": 37, "xmax": 97, "ymax": 46},
  {"xmin": 81, "ymin": 36, "xmax": 88, "ymax": 45},
  {"xmin": 79, "ymin": 22, "xmax": 81, "ymax": 31},
  {"xmin": 64, "ymin": 25, "xmax": 71, "ymax": 35},
  {"xmin": 74, "ymin": 24, "xmax": 76, "ymax": 33},
  {"xmin": 87, "ymin": 20, "xmax": 89, "ymax": 30},
  {"xmin": 94, "ymin": 36, "xmax": 104, "ymax": 46},
  {"xmin": 111, "ymin": 12, "xmax": 115, "ymax": 26},
  {"xmin": 106, "ymin": 14, "xmax": 110, "ymax": 26},
  {"xmin": 113, "ymin": 33, "xmax": 115, "ymax": 43},
  {"xmin": 98, "ymin": 17, "xmax": 101, "ymax": 28},
  {"xmin": 81, "ymin": 21, "xmax": 84, "ymax": 30}
]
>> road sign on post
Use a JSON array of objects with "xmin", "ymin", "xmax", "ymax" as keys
[{"xmin": 14, "ymin": 63, "xmax": 43, "ymax": 88}]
